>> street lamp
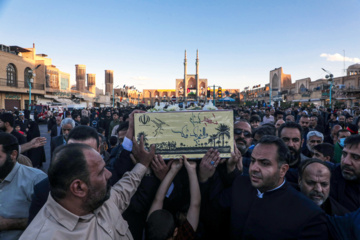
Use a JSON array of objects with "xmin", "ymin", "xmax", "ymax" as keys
[
  {"xmin": 322, "ymin": 68, "xmax": 334, "ymax": 108},
  {"xmin": 28, "ymin": 64, "xmax": 41, "ymax": 110},
  {"xmin": 113, "ymin": 85, "xmax": 119, "ymax": 108}
]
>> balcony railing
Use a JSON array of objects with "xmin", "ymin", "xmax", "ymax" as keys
[{"xmin": 0, "ymin": 78, "xmax": 44, "ymax": 90}]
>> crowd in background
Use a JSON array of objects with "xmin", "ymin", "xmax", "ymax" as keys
[{"xmin": 1, "ymin": 103, "xmax": 360, "ymax": 239}]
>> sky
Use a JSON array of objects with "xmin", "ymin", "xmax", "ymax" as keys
[{"xmin": 1, "ymin": 0, "xmax": 360, "ymax": 92}]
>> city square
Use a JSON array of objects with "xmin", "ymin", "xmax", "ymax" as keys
[{"xmin": 1, "ymin": 0, "xmax": 360, "ymax": 239}]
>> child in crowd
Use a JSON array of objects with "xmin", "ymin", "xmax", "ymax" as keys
[
  {"xmin": 15, "ymin": 124, "xmax": 25, "ymax": 136},
  {"xmin": 146, "ymin": 155, "xmax": 200, "ymax": 240}
]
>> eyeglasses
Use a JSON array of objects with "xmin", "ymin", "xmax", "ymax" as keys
[{"xmin": 234, "ymin": 128, "xmax": 252, "ymax": 138}]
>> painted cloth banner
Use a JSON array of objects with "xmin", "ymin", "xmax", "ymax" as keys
[{"xmin": 135, "ymin": 110, "xmax": 234, "ymax": 159}]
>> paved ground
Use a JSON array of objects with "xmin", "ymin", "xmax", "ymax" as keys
[{"xmin": 39, "ymin": 123, "xmax": 51, "ymax": 173}]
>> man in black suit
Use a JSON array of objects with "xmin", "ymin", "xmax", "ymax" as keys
[
  {"xmin": 50, "ymin": 116, "xmax": 62, "ymax": 138},
  {"xmin": 16, "ymin": 112, "xmax": 28, "ymax": 132},
  {"xmin": 200, "ymin": 136, "xmax": 328, "ymax": 239},
  {"xmin": 330, "ymin": 134, "xmax": 360, "ymax": 212},
  {"xmin": 50, "ymin": 118, "xmax": 75, "ymax": 155}
]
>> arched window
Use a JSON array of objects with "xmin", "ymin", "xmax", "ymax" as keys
[
  {"xmin": 272, "ymin": 74, "xmax": 279, "ymax": 89},
  {"xmin": 7, "ymin": 63, "xmax": 17, "ymax": 87},
  {"xmin": 24, "ymin": 67, "xmax": 31, "ymax": 88}
]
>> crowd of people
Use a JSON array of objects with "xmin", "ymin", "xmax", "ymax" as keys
[{"xmin": 1, "ymin": 104, "xmax": 360, "ymax": 239}]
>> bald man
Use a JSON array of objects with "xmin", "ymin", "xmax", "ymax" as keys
[{"xmin": 299, "ymin": 159, "xmax": 348, "ymax": 216}]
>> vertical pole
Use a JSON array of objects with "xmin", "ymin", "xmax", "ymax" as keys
[
  {"xmin": 29, "ymin": 81, "xmax": 32, "ymax": 110},
  {"xmin": 330, "ymin": 78, "xmax": 333, "ymax": 108},
  {"xmin": 213, "ymin": 85, "xmax": 216, "ymax": 105},
  {"xmin": 270, "ymin": 86, "xmax": 272, "ymax": 107},
  {"xmin": 112, "ymin": 88, "xmax": 114, "ymax": 108}
]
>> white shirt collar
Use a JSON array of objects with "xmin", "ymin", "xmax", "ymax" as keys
[{"xmin": 256, "ymin": 179, "xmax": 286, "ymax": 199}]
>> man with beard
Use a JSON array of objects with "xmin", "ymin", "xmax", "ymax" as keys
[
  {"xmin": 29, "ymin": 125, "xmax": 101, "ymax": 223},
  {"xmin": 346, "ymin": 115, "xmax": 353, "ymax": 127},
  {"xmin": 200, "ymin": 136, "xmax": 328, "ymax": 239},
  {"xmin": 330, "ymin": 135, "xmax": 360, "ymax": 212},
  {"xmin": 310, "ymin": 115, "xmax": 324, "ymax": 133},
  {"xmin": 0, "ymin": 133, "xmax": 46, "ymax": 240},
  {"xmin": 50, "ymin": 118, "xmax": 75, "ymax": 158},
  {"xmin": 100, "ymin": 109, "xmax": 113, "ymax": 139},
  {"xmin": 298, "ymin": 159, "xmax": 348, "ymax": 216},
  {"xmin": 0, "ymin": 113, "xmax": 46, "ymax": 154},
  {"xmin": 234, "ymin": 120, "xmax": 253, "ymax": 157},
  {"xmin": 324, "ymin": 124, "xmax": 342, "ymax": 145},
  {"xmin": 278, "ymin": 122, "xmax": 308, "ymax": 183},
  {"xmin": 299, "ymin": 115, "xmax": 312, "ymax": 151},
  {"xmin": 302, "ymin": 131, "xmax": 324, "ymax": 158},
  {"xmin": 338, "ymin": 114, "xmax": 346, "ymax": 129},
  {"xmin": 333, "ymin": 129, "xmax": 351, "ymax": 163},
  {"xmin": 21, "ymin": 139, "xmax": 155, "ymax": 239}
]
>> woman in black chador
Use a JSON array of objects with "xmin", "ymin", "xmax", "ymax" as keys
[{"xmin": 26, "ymin": 120, "xmax": 46, "ymax": 168}]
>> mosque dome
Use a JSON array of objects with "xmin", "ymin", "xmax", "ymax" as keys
[{"xmin": 347, "ymin": 63, "xmax": 360, "ymax": 69}]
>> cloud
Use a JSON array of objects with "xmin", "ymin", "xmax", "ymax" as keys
[{"xmin": 320, "ymin": 53, "xmax": 360, "ymax": 63}]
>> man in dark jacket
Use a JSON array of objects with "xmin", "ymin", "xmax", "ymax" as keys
[
  {"xmin": 50, "ymin": 118, "xmax": 75, "ymax": 156},
  {"xmin": 100, "ymin": 110, "xmax": 113, "ymax": 139},
  {"xmin": 330, "ymin": 134, "xmax": 360, "ymax": 212},
  {"xmin": 50, "ymin": 116, "xmax": 62, "ymax": 138},
  {"xmin": 298, "ymin": 159, "xmax": 348, "ymax": 216},
  {"xmin": 200, "ymin": 136, "xmax": 328, "ymax": 239}
]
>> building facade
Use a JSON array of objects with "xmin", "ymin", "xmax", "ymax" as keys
[{"xmin": 242, "ymin": 64, "xmax": 360, "ymax": 108}]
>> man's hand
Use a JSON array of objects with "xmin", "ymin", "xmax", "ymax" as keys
[
  {"xmin": 132, "ymin": 135, "xmax": 155, "ymax": 168},
  {"xmin": 227, "ymin": 142, "xmax": 243, "ymax": 173},
  {"xmin": 126, "ymin": 110, "xmax": 146, "ymax": 140},
  {"xmin": 151, "ymin": 155, "xmax": 173, "ymax": 181},
  {"xmin": 30, "ymin": 137, "xmax": 46, "ymax": 148},
  {"xmin": 198, "ymin": 149, "xmax": 221, "ymax": 183}
]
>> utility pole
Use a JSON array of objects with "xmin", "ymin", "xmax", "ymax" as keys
[
  {"xmin": 28, "ymin": 64, "xmax": 41, "ymax": 110},
  {"xmin": 322, "ymin": 68, "xmax": 334, "ymax": 108}
]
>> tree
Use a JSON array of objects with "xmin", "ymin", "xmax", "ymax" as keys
[
  {"xmin": 216, "ymin": 124, "xmax": 231, "ymax": 146},
  {"xmin": 208, "ymin": 134, "xmax": 218, "ymax": 148}
]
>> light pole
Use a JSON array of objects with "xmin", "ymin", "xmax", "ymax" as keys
[
  {"xmin": 322, "ymin": 68, "xmax": 334, "ymax": 108},
  {"xmin": 113, "ymin": 85, "xmax": 119, "ymax": 108},
  {"xmin": 28, "ymin": 64, "xmax": 41, "ymax": 110}
]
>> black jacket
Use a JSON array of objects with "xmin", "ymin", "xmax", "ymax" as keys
[
  {"xmin": 50, "ymin": 135, "xmax": 65, "ymax": 158},
  {"xmin": 330, "ymin": 165, "xmax": 360, "ymax": 212},
  {"xmin": 50, "ymin": 125, "xmax": 62, "ymax": 138},
  {"xmin": 202, "ymin": 175, "xmax": 328, "ymax": 239}
]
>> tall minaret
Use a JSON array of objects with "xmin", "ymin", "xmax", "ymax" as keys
[
  {"xmin": 196, "ymin": 49, "xmax": 199, "ymax": 99},
  {"xmin": 184, "ymin": 50, "xmax": 187, "ymax": 100}
]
